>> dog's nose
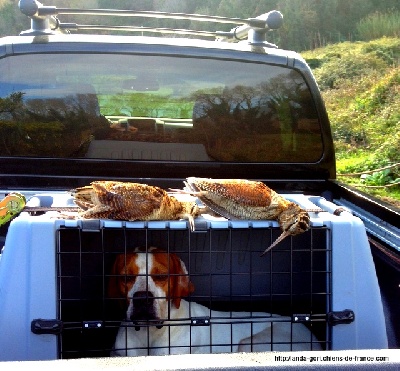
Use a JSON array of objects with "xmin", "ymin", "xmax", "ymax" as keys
[
  {"xmin": 129, "ymin": 291, "xmax": 163, "ymax": 328},
  {"xmin": 130, "ymin": 291, "xmax": 156, "ymax": 323},
  {"xmin": 132, "ymin": 291, "xmax": 154, "ymax": 305}
]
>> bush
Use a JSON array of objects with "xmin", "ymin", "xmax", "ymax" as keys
[
  {"xmin": 361, "ymin": 38, "xmax": 400, "ymax": 66},
  {"xmin": 361, "ymin": 169, "xmax": 400, "ymax": 187},
  {"xmin": 313, "ymin": 52, "xmax": 387, "ymax": 90},
  {"xmin": 354, "ymin": 68, "xmax": 400, "ymax": 112},
  {"xmin": 374, "ymin": 132, "xmax": 400, "ymax": 164}
]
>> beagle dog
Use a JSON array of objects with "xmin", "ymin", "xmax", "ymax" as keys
[{"xmin": 108, "ymin": 247, "xmax": 321, "ymax": 356}]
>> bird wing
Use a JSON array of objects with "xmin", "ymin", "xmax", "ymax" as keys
[
  {"xmin": 186, "ymin": 177, "xmax": 272, "ymax": 207},
  {"xmin": 92, "ymin": 181, "xmax": 166, "ymax": 220}
]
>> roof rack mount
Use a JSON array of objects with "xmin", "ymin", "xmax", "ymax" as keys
[{"xmin": 18, "ymin": 0, "xmax": 283, "ymax": 46}]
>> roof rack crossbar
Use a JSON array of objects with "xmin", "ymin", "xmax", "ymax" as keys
[
  {"xmin": 60, "ymin": 24, "xmax": 218, "ymax": 38},
  {"xmin": 18, "ymin": 0, "xmax": 283, "ymax": 45},
  {"xmin": 47, "ymin": 8, "xmax": 263, "ymax": 27}
]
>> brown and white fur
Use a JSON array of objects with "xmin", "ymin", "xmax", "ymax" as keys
[{"xmin": 108, "ymin": 247, "xmax": 321, "ymax": 356}]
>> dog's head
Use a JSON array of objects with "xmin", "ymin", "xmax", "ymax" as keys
[{"xmin": 108, "ymin": 247, "xmax": 194, "ymax": 327}]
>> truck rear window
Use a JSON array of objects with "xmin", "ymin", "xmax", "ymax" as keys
[{"xmin": 0, "ymin": 53, "xmax": 323, "ymax": 162}]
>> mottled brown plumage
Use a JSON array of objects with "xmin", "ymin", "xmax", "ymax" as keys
[
  {"xmin": 72, "ymin": 181, "xmax": 199, "ymax": 229},
  {"xmin": 185, "ymin": 177, "xmax": 310, "ymax": 255}
]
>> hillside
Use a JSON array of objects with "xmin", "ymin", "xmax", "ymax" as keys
[{"xmin": 302, "ymin": 37, "xmax": 400, "ymax": 208}]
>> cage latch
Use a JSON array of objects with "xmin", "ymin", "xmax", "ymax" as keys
[
  {"xmin": 82, "ymin": 320, "xmax": 103, "ymax": 329},
  {"xmin": 327, "ymin": 309, "xmax": 355, "ymax": 326},
  {"xmin": 192, "ymin": 220, "xmax": 209, "ymax": 233},
  {"xmin": 292, "ymin": 314, "xmax": 311, "ymax": 323},
  {"xmin": 81, "ymin": 219, "xmax": 101, "ymax": 232},
  {"xmin": 191, "ymin": 317, "xmax": 210, "ymax": 326},
  {"xmin": 31, "ymin": 319, "xmax": 63, "ymax": 335}
]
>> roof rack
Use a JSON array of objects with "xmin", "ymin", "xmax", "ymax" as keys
[{"xmin": 18, "ymin": 0, "xmax": 283, "ymax": 47}]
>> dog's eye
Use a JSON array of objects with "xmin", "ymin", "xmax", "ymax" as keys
[
  {"xmin": 152, "ymin": 274, "xmax": 168, "ymax": 283},
  {"xmin": 123, "ymin": 275, "xmax": 136, "ymax": 284}
]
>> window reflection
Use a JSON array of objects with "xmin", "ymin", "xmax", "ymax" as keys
[
  {"xmin": 0, "ymin": 54, "xmax": 323, "ymax": 162},
  {"xmin": 0, "ymin": 90, "xmax": 109, "ymax": 157}
]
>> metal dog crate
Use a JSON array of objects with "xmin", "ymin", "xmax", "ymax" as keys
[
  {"xmin": 0, "ymin": 192, "xmax": 388, "ymax": 360},
  {"xmin": 56, "ymin": 224, "xmax": 330, "ymax": 357}
]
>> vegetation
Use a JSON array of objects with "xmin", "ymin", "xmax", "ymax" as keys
[
  {"xmin": 302, "ymin": 36, "xmax": 400, "ymax": 208},
  {"xmin": 0, "ymin": 92, "xmax": 110, "ymax": 157},
  {"xmin": 357, "ymin": 10, "xmax": 400, "ymax": 40}
]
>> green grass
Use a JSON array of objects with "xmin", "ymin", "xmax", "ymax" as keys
[
  {"xmin": 357, "ymin": 11, "xmax": 400, "ymax": 40},
  {"xmin": 302, "ymin": 37, "xmax": 400, "ymax": 208}
]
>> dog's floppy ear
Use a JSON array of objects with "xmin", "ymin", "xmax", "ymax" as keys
[
  {"xmin": 168, "ymin": 253, "xmax": 194, "ymax": 309},
  {"xmin": 108, "ymin": 254, "xmax": 129, "ymax": 309}
]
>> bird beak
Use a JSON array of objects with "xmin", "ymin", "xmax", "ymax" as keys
[
  {"xmin": 260, "ymin": 230, "xmax": 291, "ymax": 256},
  {"xmin": 187, "ymin": 214, "xmax": 196, "ymax": 232}
]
